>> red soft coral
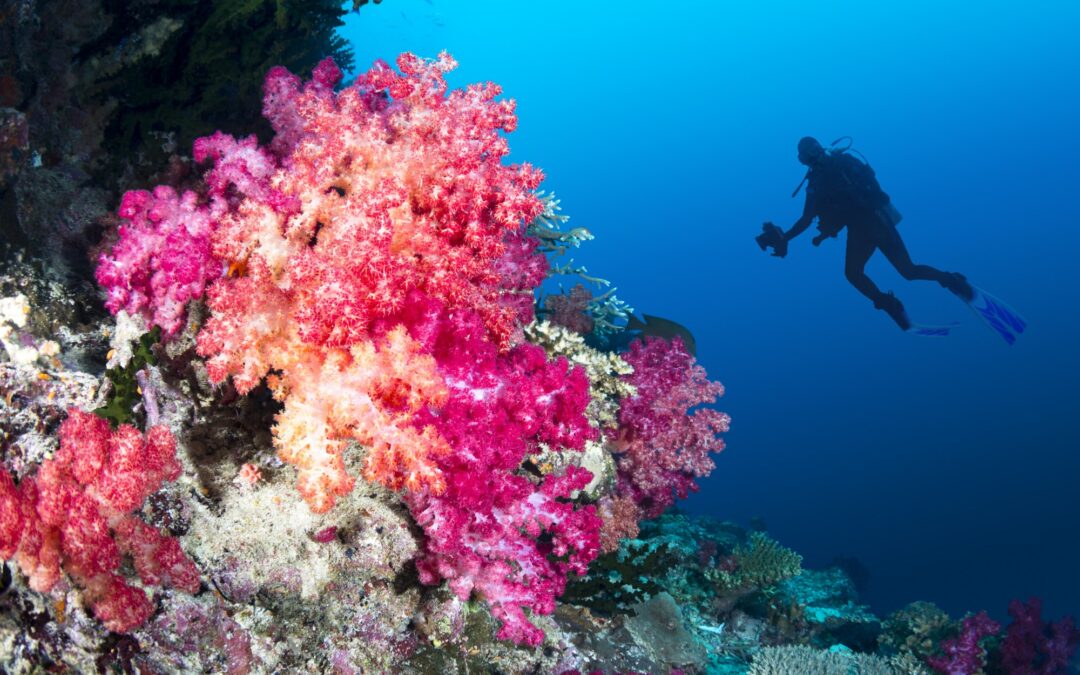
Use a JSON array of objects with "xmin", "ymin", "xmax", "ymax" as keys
[
  {"xmin": 544, "ymin": 284, "xmax": 595, "ymax": 335},
  {"xmin": 0, "ymin": 410, "xmax": 199, "ymax": 632},
  {"xmin": 612, "ymin": 336, "xmax": 730, "ymax": 519}
]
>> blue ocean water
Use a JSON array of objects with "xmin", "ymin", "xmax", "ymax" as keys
[{"xmin": 340, "ymin": 1, "xmax": 1080, "ymax": 623}]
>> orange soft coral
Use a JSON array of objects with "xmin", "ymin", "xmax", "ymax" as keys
[{"xmin": 189, "ymin": 55, "xmax": 547, "ymax": 511}]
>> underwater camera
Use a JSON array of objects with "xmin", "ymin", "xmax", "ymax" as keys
[{"xmin": 756, "ymin": 221, "xmax": 788, "ymax": 258}]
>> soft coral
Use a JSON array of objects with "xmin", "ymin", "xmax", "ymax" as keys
[
  {"xmin": 612, "ymin": 336, "xmax": 729, "ymax": 519},
  {"xmin": 185, "ymin": 54, "xmax": 548, "ymax": 510},
  {"xmin": 997, "ymin": 597, "xmax": 1080, "ymax": 674},
  {"xmin": 395, "ymin": 292, "xmax": 600, "ymax": 646},
  {"xmin": 0, "ymin": 409, "xmax": 199, "ymax": 632}
]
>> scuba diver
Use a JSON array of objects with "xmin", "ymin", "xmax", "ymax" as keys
[{"xmin": 757, "ymin": 136, "xmax": 975, "ymax": 332}]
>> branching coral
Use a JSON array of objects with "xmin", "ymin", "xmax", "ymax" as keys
[
  {"xmin": 0, "ymin": 409, "xmax": 199, "ymax": 632},
  {"xmin": 879, "ymin": 601, "xmax": 955, "ymax": 664},
  {"xmin": 749, "ymin": 645, "xmax": 919, "ymax": 674},
  {"xmin": 529, "ymin": 192, "xmax": 633, "ymax": 339},
  {"xmin": 707, "ymin": 532, "xmax": 803, "ymax": 591}
]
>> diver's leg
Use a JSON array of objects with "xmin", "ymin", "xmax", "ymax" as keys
[
  {"xmin": 877, "ymin": 224, "xmax": 974, "ymax": 300},
  {"xmin": 844, "ymin": 226, "xmax": 882, "ymax": 301},
  {"xmin": 846, "ymin": 225, "xmax": 911, "ymax": 330}
]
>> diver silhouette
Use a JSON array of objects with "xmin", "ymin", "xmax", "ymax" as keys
[{"xmin": 757, "ymin": 136, "xmax": 973, "ymax": 331}]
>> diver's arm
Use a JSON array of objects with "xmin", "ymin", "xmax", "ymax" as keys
[{"xmin": 784, "ymin": 199, "xmax": 816, "ymax": 242}]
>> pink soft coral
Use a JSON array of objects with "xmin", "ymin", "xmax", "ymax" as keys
[
  {"xmin": 92, "ymin": 54, "xmax": 603, "ymax": 643},
  {"xmin": 394, "ymin": 293, "xmax": 600, "ymax": 646},
  {"xmin": 0, "ymin": 409, "xmax": 199, "ymax": 632},
  {"xmin": 611, "ymin": 336, "xmax": 730, "ymax": 519},
  {"xmin": 96, "ymin": 186, "xmax": 220, "ymax": 336}
]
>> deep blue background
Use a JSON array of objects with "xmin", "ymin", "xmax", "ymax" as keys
[{"xmin": 339, "ymin": 1, "xmax": 1080, "ymax": 622}]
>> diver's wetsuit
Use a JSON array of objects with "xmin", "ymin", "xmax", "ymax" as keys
[{"xmin": 800, "ymin": 153, "xmax": 969, "ymax": 328}]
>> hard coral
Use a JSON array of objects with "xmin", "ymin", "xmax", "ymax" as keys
[
  {"xmin": 612, "ymin": 336, "xmax": 729, "ymax": 519},
  {"xmin": 0, "ymin": 409, "xmax": 199, "ymax": 632}
]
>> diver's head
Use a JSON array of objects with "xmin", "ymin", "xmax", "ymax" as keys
[{"xmin": 797, "ymin": 136, "xmax": 825, "ymax": 166}]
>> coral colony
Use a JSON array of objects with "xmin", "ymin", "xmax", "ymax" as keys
[
  {"xmin": 2, "ymin": 52, "xmax": 1078, "ymax": 672},
  {"xmin": 7, "ymin": 54, "xmax": 726, "ymax": 648}
]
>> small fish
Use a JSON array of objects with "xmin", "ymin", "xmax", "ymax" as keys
[{"xmin": 625, "ymin": 313, "xmax": 697, "ymax": 356}]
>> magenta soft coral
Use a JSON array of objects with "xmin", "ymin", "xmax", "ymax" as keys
[
  {"xmin": 96, "ymin": 53, "xmax": 552, "ymax": 511},
  {"xmin": 92, "ymin": 53, "xmax": 599, "ymax": 642},
  {"xmin": 0, "ymin": 409, "xmax": 199, "ymax": 632},
  {"xmin": 394, "ymin": 293, "xmax": 600, "ymax": 646},
  {"xmin": 927, "ymin": 612, "xmax": 1001, "ymax": 675},
  {"xmin": 96, "ymin": 186, "xmax": 220, "ymax": 336},
  {"xmin": 612, "ymin": 336, "xmax": 730, "ymax": 519},
  {"xmin": 997, "ymin": 598, "xmax": 1080, "ymax": 674}
]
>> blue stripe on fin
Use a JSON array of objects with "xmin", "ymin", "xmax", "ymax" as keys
[
  {"xmin": 907, "ymin": 322, "xmax": 959, "ymax": 337},
  {"xmin": 968, "ymin": 287, "xmax": 1026, "ymax": 345}
]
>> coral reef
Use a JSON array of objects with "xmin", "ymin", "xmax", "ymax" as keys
[
  {"xmin": 995, "ymin": 598, "xmax": 1080, "ymax": 675},
  {"xmin": 92, "ymin": 51, "xmax": 618, "ymax": 646},
  {"xmin": 879, "ymin": 600, "xmax": 956, "ymax": 664},
  {"xmin": 925, "ymin": 611, "xmax": 1000, "ymax": 674},
  {"xmin": 1, "ymin": 26, "xmax": 1075, "ymax": 674},
  {"xmin": 748, "ymin": 644, "xmax": 922, "ymax": 674},
  {"xmin": 708, "ymin": 531, "xmax": 803, "ymax": 591}
]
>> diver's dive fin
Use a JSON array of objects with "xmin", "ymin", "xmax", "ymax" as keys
[
  {"xmin": 906, "ymin": 322, "xmax": 960, "ymax": 337},
  {"xmin": 965, "ymin": 286, "xmax": 1026, "ymax": 345}
]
